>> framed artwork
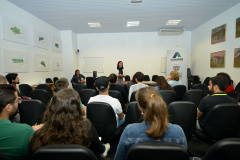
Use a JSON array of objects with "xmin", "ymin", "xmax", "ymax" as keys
[
  {"xmin": 234, "ymin": 48, "xmax": 240, "ymax": 67},
  {"xmin": 33, "ymin": 28, "xmax": 50, "ymax": 50},
  {"xmin": 211, "ymin": 24, "xmax": 226, "ymax": 44},
  {"xmin": 52, "ymin": 36, "xmax": 62, "ymax": 52},
  {"xmin": 53, "ymin": 56, "xmax": 63, "ymax": 71},
  {"xmin": 4, "ymin": 49, "xmax": 29, "ymax": 73},
  {"xmin": 210, "ymin": 50, "xmax": 225, "ymax": 68},
  {"xmin": 236, "ymin": 17, "xmax": 240, "ymax": 38},
  {"xmin": 34, "ymin": 53, "xmax": 50, "ymax": 72},
  {"xmin": 2, "ymin": 16, "xmax": 28, "ymax": 45}
]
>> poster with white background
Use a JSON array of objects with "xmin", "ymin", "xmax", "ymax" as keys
[
  {"xmin": 33, "ymin": 28, "xmax": 50, "ymax": 50},
  {"xmin": 53, "ymin": 56, "xmax": 63, "ymax": 71},
  {"xmin": 52, "ymin": 36, "xmax": 62, "ymax": 52},
  {"xmin": 34, "ymin": 53, "xmax": 50, "ymax": 72}
]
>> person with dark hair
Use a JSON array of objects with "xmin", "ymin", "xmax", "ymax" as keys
[
  {"xmin": 165, "ymin": 71, "xmax": 182, "ymax": 87},
  {"xmin": 115, "ymin": 61, "xmax": 126, "ymax": 84},
  {"xmin": 216, "ymin": 72, "xmax": 235, "ymax": 93},
  {"xmin": 29, "ymin": 88, "xmax": 110, "ymax": 159},
  {"xmin": 71, "ymin": 69, "xmax": 85, "ymax": 85},
  {"xmin": 0, "ymin": 75, "xmax": 7, "ymax": 84},
  {"xmin": 115, "ymin": 87, "xmax": 187, "ymax": 160},
  {"xmin": 0, "ymin": 85, "xmax": 42, "ymax": 160},
  {"xmin": 197, "ymin": 76, "xmax": 236, "ymax": 130},
  {"xmin": 128, "ymin": 72, "xmax": 148, "ymax": 102},
  {"xmin": 126, "ymin": 74, "xmax": 136, "ymax": 91},
  {"xmin": 155, "ymin": 76, "xmax": 175, "ymax": 93}
]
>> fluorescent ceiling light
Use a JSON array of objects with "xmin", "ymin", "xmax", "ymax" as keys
[
  {"xmin": 88, "ymin": 22, "xmax": 102, "ymax": 27},
  {"xmin": 166, "ymin": 20, "xmax": 181, "ymax": 25},
  {"xmin": 131, "ymin": 0, "xmax": 142, "ymax": 3},
  {"xmin": 127, "ymin": 21, "xmax": 140, "ymax": 27}
]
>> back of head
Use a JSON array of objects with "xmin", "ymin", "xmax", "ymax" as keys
[
  {"xmin": 216, "ymin": 72, "xmax": 231, "ymax": 85},
  {"xmin": 136, "ymin": 87, "xmax": 169, "ymax": 139},
  {"xmin": 135, "ymin": 72, "xmax": 144, "ymax": 82},
  {"xmin": 210, "ymin": 76, "xmax": 228, "ymax": 92},
  {"xmin": 96, "ymin": 76, "xmax": 109, "ymax": 93},
  {"xmin": 109, "ymin": 73, "xmax": 117, "ymax": 83},
  {"xmin": 55, "ymin": 78, "xmax": 69, "ymax": 92},
  {"xmin": 5, "ymin": 73, "xmax": 18, "ymax": 84},
  {"xmin": 0, "ymin": 84, "xmax": 16, "ymax": 113},
  {"xmin": 170, "ymin": 71, "xmax": 180, "ymax": 81},
  {"xmin": 0, "ymin": 75, "xmax": 7, "ymax": 84},
  {"xmin": 156, "ymin": 76, "xmax": 174, "ymax": 91}
]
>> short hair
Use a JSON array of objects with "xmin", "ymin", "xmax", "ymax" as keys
[
  {"xmin": 109, "ymin": 73, "xmax": 117, "ymax": 83},
  {"xmin": 216, "ymin": 72, "xmax": 231, "ymax": 85},
  {"xmin": 75, "ymin": 69, "xmax": 80, "ymax": 75},
  {"xmin": 0, "ymin": 75, "xmax": 7, "ymax": 84},
  {"xmin": 5, "ymin": 73, "xmax": 18, "ymax": 84},
  {"xmin": 135, "ymin": 72, "xmax": 144, "ymax": 82},
  {"xmin": 210, "ymin": 76, "xmax": 228, "ymax": 92},
  {"xmin": 170, "ymin": 71, "xmax": 180, "ymax": 81},
  {"xmin": 55, "ymin": 78, "xmax": 69, "ymax": 92},
  {"xmin": 0, "ymin": 84, "xmax": 17, "ymax": 113}
]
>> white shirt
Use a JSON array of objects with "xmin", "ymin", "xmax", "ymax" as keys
[
  {"xmin": 128, "ymin": 83, "xmax": 148, "ymax": 102},
  {"xmin": 115, "ymin": 69, "xmax": 126, "ymax": 76}
]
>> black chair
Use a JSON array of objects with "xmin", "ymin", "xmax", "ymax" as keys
[
  {"xmin": 203, "ymin": 138, "xmax": 240, "ymax": 160},
  {"xmin": 45, "ymin": 78, "xmax": 53, "ymax": 83},
  {"xmin": 126, "ymin": 142, "xmax": 189, "ymax": 160},
  {"xmin": 19, "ymin": 84, "xmax": 32, "ymax": 97},
  {"xmin": 73, "ymin": 84, "xmax": 87, "ymax": 96},
  {"xmin": 86, "ymin": 77, "xmax": 95, "ymax": 89},
  {"xmin": 182, "ymin": 89, "xmax": 204, "ymax": 106},
  {"xmin": 195, "ymin": 103, "xmax": 240, "ymax": 142},
  {"xmin": 31, "ymin": 89, "xmax": 52, "ymax": 107},
  {"xmin": 143, "ymin": 75, "xmax": 150, "ymax": 81},
  {"xmin": 33, "ymin": 144, "xmax": 98, "ymax": 160},
  {"xmin": 159, "ymin": 90, "xmax": 176, "ymax": 105},
  {"xmin": 168, "ymin": 101, "xmax": 197, "ymax": 139},
  {"xmin": 173, "ymin": 85, "xmax": 186, "ymax": 101},
  {"xmin": 125, "ymin": 75, "xmax": 130, "ymax": 81},
  {"xmin": 53, "ymin": 77, "xmax": 58, "ymax": 84},
  {"xmin": 109, "ymin": 90, "xmax": 126, "ymax": 112},
  {"xmin": 152, "ymin": 75, "xmax": 158, "ymax": 82},
  {"xmin": 125, "ymin": 102, "xmax": 143, "ymax": 126},
  {"xmin": 192, "ymin": 84, "xmax": 209, "ymax": 96},
  {"xmin": 37, "ymin": 84, "xmax": 53, "ymax": 97},
  {"xmin": 203, "ymin": 77, "xmax": 210, "ymax": 86},
  {"xmin": 227, "ymin": 91, "xmax": 240, "ymax": 102},
  {"xmin": 18, "ymin": 99, "xmax": 45, "ymax": 126},
  {"xmin": 80, "ymin": 89, "xmax": 98, "ymax": 106},
  {"xmin": 0, "ymin": 152, "xmax": 12, "ymax": 160},
  {"xmin": 130, "ymin": 91, "xmax": 137, "ymax": 102},
  {"xmin": 235, "ymin": 82, "xmax": 240, "ymax": 102}
]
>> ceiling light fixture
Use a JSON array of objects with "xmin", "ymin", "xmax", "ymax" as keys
[
  {"xmin": 127, "ymin": 21, "xmax": 140, "ymax": 27},
  {"xmin": 88, "ymin": 22, "xmax": 102, "ymax": 27},
  {"xmin": 131, "ymin": 0, "xmax": 142, "ymax": 3},
  {"xmin": 166, "ymin": 20, "xmax": 181, "ymax": 25}
]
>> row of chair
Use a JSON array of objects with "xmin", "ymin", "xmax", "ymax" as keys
[{"xmin": 125, "ymin": 75, "xmax": 158, "ymax": 82}]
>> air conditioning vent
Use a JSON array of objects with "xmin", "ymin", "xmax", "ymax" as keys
[{"xmin": 158, "ymin": 29, "xmax": 184, "ymax": 36}]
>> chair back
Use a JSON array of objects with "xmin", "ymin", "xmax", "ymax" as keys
[
  {"xmin": 86, "ymin": 77, "xmax": 95, "ymax": 89},
  {"xmin": 80, "ymin": 89, "xmax": 98, "ymax": 106},
  {"xmin": 87, "ymin": 102, "xmax": 117, "ymax": 137},
  {"xmin": 45, "ymin": 78, "xmax": 53, "ymax": 83},
  {"xmin": 31, "ymin": 89, "xmax": 52, "ymax": 107},
  {"xmin": 33, "ymin": 145, "xmax": 97, "ymax": 160},
  {"xmin": 130, "ymin": 91, "xmax": 137, "ymax": 102},
  {"xmin": 159, "ymin": 90, "xmax": 176, "ymax": 105},
  {"xmin": 18, "ymin": 99, "xmax": 45, "ymax": 126},
  {"xmin": 168, "ymin": 101, "xmax": 197, "ymax": 138},
  {"xmin": 143, "ymin": 75, "xmax": 150, "ymax": 81},
  {"xmin": 203, "ymin": 77, "xmax": 210, "ymax": 86},
  {"xmin": 53, "ymin": 77, "xmax": 58, "ymax": 84},
  {"xmin": 125, "ymin": 102, "xmax": 143, "ymax": 126},
  {"xmin": 73, "ymin": 84, "xmax": 87, "ymax": 96},
  {"xmin": 0, "ymin": 152, "xmax": 12, "ymax": 160},
  {"xmin": 182, "ymin": 89, "xmax": 204, "ymax": 106},
  {"xmin": 152, "ymin": 75, "xmax": 158, "ymax": 82},
  {"xmin": 109, "ymin": 90, "xmax": 125, "ymax": 111},
  {"xmin": 19, "ymin": 84, "xmax": 32, "ymax": 97},
  {"xmin": 192, "ymin": 84, "xmax": 209, "ymax": 96},
  {"xmin": 37, "ymin": 84, "xmax": 53, "ymax": 97},
  {"xmin": 125, "ymin": 75, "xmax": 130, "ymax": 81},
  {"xmin": 204, "ymin": 138, "xmax": 240, "ymax": 160},
  {"xmin": 173, "ymin": 85, "xmax": 186, "ymax": 101},
  {"xmin": 227, "ymin": 91, "xmax": 240, "ymax": 102},
  {"xmin": 126, "ymin": 142, "xmax": 189, "ymax": 160}
]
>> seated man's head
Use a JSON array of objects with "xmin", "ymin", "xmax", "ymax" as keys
[
  {"xmin": 109, "ymin": 73, "xmax": 117, "ymax": 84},
  {"xmin": 216, "ymin": 72, "xmax": 232, "ymax": 85},
  {"xmin": 208, "ymin": 76, "xmax": 228, "ymax": 93},
  {"xmin": 96, "ymin": 76, "xmax": 109, "ymax": 93},
  {"xmin": 169, "ymin": 71, "xmax": 180, "ymax": 81},
  {"xmin": 5, "ymin": 73, "xmax": 20, "ymax": 84},
  {"xmin": 134, "ymin": 72, "xmax": 144, "ymax": 82},
  {"xmin": 0, "ymin": 85, "xmax": 19, "ymax": 118},
  {"xmin": 55, "ymin": 78, "xmax": 70, "ymax": 92},
  {"xmin": 0, "ymin": 75, "xmax": 7, "ymax": 84}
]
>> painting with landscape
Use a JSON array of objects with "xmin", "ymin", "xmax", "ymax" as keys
[
  {"xmin": 211, "ymin": 24, "xmax": 226, "ymax": 44},
  {"xmin": 234, "ymin": 48, "xmax": 240, "ymax": 67},
  {"xmin": 210, "ymin": 50, "xmax": 225, "ymax": 68}
]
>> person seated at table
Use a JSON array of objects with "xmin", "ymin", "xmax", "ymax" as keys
[
  {"xmin": 115, "ymin": 87, "xmax": 187, "ymax": 160},
  {"xmin": 165, "ymin": 71, "xmax": 182, "ymax": 87},
  {"xmin": 155, "ymin": 76, "xmax": 175, "ymax": 93},
  {"xmin": 71, "ymin": 69, "xmax": 85, "ymax": 85}
]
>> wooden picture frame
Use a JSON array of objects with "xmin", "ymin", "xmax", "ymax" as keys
[
  {"xmin": 210, "ymin": 50, "xmax": 225, "ymax": 68},
  {"xmin": 236, "ymin": 17, "xmax": 240, "ymax": 38},
  {"xmin": 211, "ymin": 24, "xmax": 226, "ymax": 44},
  {"xmin": 234, "ymin": 48, "xmax": 240, "ymax": 67}
]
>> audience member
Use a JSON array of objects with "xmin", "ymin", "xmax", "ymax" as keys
[
  {"xmin": 88, "ymin": 76, "xmax": 125, "ymax": 128},
  {"xmin": 71, "ymin": 69, "xmax": 85, "ymax": 85},
  {"xmin": 128, "ymin": 72, "xmax": 148, "ymax": 102},
  {"xmin": 165, "ymin": 71, "xmax": 181, "ymax": 87},
  {"xmin": 55, "ymin": 78, "xmax": 85, "ymax": 116},
  {"xmin": 115, "ymin": 87, "xmax": 187, "ymax": 160},
  {"xmin": 216, "ymin": 72, "xmax": 235, "ymax": 93},
  {"xmin": 126, "ymin": 74, "xmax": 136, "ymax": 91},
  {"xmin": 0, "ymin": 75, "xmax": 7, "ymax": 84},
  {"xmin": 155, "ymin": 76, "xmax": 175, "ymax": 93},
  {"xmin": 29, "ymin": 88, "xmax": 110, "ymax": 159},
  {"xmin": 0, "ymin": 85, "xmax": 42, "ymax": 160},
  {"xmin": 197, "ymin": 76, "xmax": 236, "ymax": 130}
]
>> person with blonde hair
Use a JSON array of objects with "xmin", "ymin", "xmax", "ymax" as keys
[
  {"xmin": 115, "ymin": 87, "xmax": 187, "ymax": 160},
  {"xmin": 0, "ymin": 75, "xmax": 7, "ymax": 84},
  {"xmin": 165, "ymin": 71, "xmax": 182, "ymax": 87}
]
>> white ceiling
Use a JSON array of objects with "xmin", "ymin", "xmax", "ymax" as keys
[{"xmin": 7, "ymin": 0, "xmax": 240, "ymax": 33}]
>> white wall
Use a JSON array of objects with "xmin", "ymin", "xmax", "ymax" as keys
[
  {"xmin": 191, "ymin": 3, "xmax": 240, "ymax": 86},
  {"xmin": 77, "ymin": 32, "xmax": 191, "ymax": 79},
  {"xmin": 0, "ymin": 0, "xmax": 63, "ymax": 85}
]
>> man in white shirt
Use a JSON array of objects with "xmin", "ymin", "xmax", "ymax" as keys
[
  {"xmin": 128, "ymin": 72, "xmax": 148, "ymax": 102},
  {"xmin": 88, "ymin": 76, "xmax": 125, "ymax": 128}
]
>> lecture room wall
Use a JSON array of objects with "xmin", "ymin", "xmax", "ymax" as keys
[{"xmin": 191, "ymin": 2, "xmax": 240, "ymax": 87}]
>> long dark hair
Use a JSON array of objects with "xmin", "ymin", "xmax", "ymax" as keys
[
  {"xmin": 156, "ymin": 76, "xmax": 175, "ymax": 93},
  {"xmin": 75, "ymin": 69, "xmax": 80, "ymax": 75},
  {"xmin": 117, "ymin": 61, "xmax": 124, "ymax": 69}
]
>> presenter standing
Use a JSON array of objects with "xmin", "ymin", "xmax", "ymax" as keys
[
  {"xmin": 115, "ymin": 61, "xmax": 125, "ymax": 84},
  {"xmin": 71, "ymin": 69, "xmax": 85, "ymax": 85}
]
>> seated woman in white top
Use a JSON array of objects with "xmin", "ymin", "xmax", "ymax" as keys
[{"xmin": 165, "ymin": 71, "xmax": 182, "ymax": 87}]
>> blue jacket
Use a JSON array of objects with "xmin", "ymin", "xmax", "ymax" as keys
[
  {"xmin": 114, "ymin": 121, "xmax": 187, "ymax": 160},
  {"xmin": 71, "ymin": 74, "xmax": 85, "ymax": 85}
]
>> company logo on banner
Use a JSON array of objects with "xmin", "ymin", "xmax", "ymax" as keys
[
  {"xmin": 171, "ymin": 52, "xmax": 183, "ymax": 61},
  {"xmin": 173, "ymin": 66, "xmax": 180, "ymax": 71}
]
